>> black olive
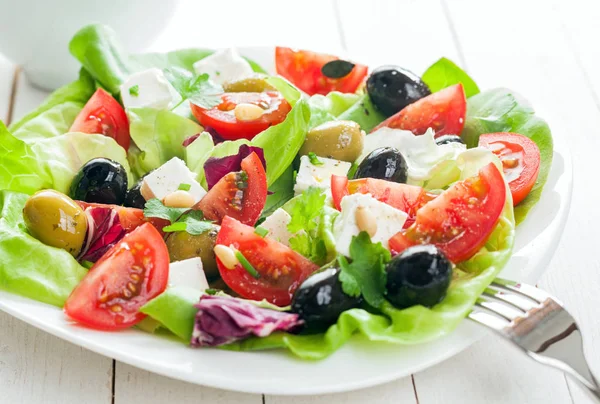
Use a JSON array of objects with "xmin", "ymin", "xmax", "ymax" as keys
[
  {"xmin": 435, "ymin": 135, "xmax": 464, "ymax": 146},
  {"xmin": 354, "ymin": 147, "xmax": 408, "ymax": 183},
  {"xmin": 291, "ymin": 267, "xmax": 362, "ymax": 330},
  {"xmin": 385, "ymin": 245, "xmax": 452, "ymax": 309},
  {"xmin": 69, "ymin": 158, "xmax": 128, "ymax": 205},
  {"xmin": 366, "ymin": 65, "xmax": 431, "ymax": 116},
  {"xmin": 123, "ymin": 181, "xmax": 146, "ymax": 209}
]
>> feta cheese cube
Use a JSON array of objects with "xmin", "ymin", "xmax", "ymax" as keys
[
  {"xmin": 260, "ymin": 208, "xmax": 296, "ymax": 246},
  {"xmin": 120, "ymin": 68, "xmax": 182, "ymax": 110},
  {"xmin": 193, "ymin": 48, "xmax": 255, "ymax": 85},
  {"xmin": 333, "ymin": 193, "xmax": 408, "ymax": 257},
  {"xmin": 168, "ymin": 257, "xmax": 209, "ymax": 292},
  {"xmin": 294, "ymin": 155, "xmax": 351, "ymax": 196},
  {"xmin": 140, "ymin": 157, "xmax": 207, "ymax": 203}
]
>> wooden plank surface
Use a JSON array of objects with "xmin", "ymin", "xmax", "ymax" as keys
[{"xmin": 1, "ymin": 0, "xmax": 599, "ymax": 403}]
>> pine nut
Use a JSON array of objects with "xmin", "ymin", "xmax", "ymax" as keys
[
  {"xmin": 163, "ymin": 190, "xmax": 195, "ymax": 208},
  {"xmin": 234, "ymin": 103, "xmax": 264, "ymax": 121},
  {"xmin": 355, "ymin": 206, "xmax": 377, "ymax": 237},
  {"xmin": 214, "ymin": 244, "xmax": 239, "ymax": 269}
]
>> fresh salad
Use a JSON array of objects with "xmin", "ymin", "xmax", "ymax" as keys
[{"xmin": 0, "ymin": 24, "xmax": 552, "ymax": 360}]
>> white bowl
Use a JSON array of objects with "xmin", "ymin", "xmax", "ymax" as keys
[{"xmin": 0, "ymin": 0, "xmax": 180, "ymax": 90}]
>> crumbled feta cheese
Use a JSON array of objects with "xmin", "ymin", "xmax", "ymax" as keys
[
  {"xmin": 260, "ymin": 208, "xmax": 296, "ymax": 246},
  {"xmin": 140, "ymin": 157, "xmax": 206, "ymax": 203},
  {"xmin": 333, "ymin": 193, "xmax": 408, "ymax": 257},
  {"xmin": 120, "ymin": 68, "xmax": 182, "ymax": 110},
  {"xmin": 168, "ymin": 257, "xmax": 209, "ymax": 292},
  {"xmin": 294, "ymin": 155, "xmax": 351, "ymax": 196},
  {"xmin": 192, "ymin": 48, "xmax": 254, "ymax": 85}
]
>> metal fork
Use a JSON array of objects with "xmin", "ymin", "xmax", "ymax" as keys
[{"xmin": 468, "ymin": 278, "xmax": 600, "ymax": 402}]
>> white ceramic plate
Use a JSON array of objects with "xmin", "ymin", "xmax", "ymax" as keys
[{"xmin": 0, "ymin": 47, "xmax": 573, "ymax": 396}]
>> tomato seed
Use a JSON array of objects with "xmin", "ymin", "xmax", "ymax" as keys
[
  {"xmin": 127, "ymin": 283, "xmax": 137, "ymax": 293},
  {"xmin": 130, "ymin": 273, "xmax": 140, "ymax": 282},
  {"xmin": 110, "ymin": 305, "xmax": 122, "ymax": 312}
]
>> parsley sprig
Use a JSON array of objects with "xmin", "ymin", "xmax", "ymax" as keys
[
  {"xmin": 164, "ymin": 68, "xmax": 223, "ymax": 110},
  {"xmin": 143, "ymin": 198, "xmax": 213, "ymax": 235}
]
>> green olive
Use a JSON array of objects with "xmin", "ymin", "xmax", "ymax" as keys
[
  {"xmin": 166, "ymin": 226, "xmax": 219, "ymax": 279},
  {"xmin": 23, "ymin": 190, "xmax": 87, "ymax": 257},
  {"xmin": 300, "ymin": 120, "xmax": 365, "ymax": 162},
  {"xmin": 222, "ymin": 74, "xmax": 275, "ymax": 93}
]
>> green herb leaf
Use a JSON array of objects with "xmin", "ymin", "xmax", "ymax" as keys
[
  {"xmin": 422, "ymin": 57, "xmax": 480, "ymax": 98},
  {"xmin": 287, "ymin": 187, "xmax": 326, "ymax": 234},
  {"xmin": 164, "ymin": 68, "xmax": 223, "ymax": 110},
  {"xmin": 308, "ymin": 152, "xmax": 324, "ymax": 166},
  {"xmin": 128, "ymin": 84, "xmax": 139, "ymax": 97},
  {"xmin": 178, "ymin": 183, "xmax": 191, "ymax": 191},
  {"xmin": 163, "ymin": 210, "xmax": 213, "ymax": 235},
  {"xmin": 338, "ymin": 232, "xmax": 391, "ymax": 308},
  {"xmin": 143, "ymin": 198, "xmax": 188, "ymax": 223},
  {"xmin": 254, "ymin": 226, "xmax": 269, "ymax": 238},
  {"xmin": 235, "ymin": 251, "xmax": 260, "ymax": 279}
]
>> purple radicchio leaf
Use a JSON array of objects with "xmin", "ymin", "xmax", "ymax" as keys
[
  {"xmin": 191, "ymin": 295, "xmax": 303, "ymax": 347},
  {"xmin": 203, "ymin": 144, "xmax": 266, "ymax": 190},
  {"xmin": 78, "ymin": 206, "xmax": 127, "ymax": 263}
]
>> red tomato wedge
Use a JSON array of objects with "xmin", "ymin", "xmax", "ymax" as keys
[
  {"xmin": 331, "ymin": 175, "xmax": 437, "ymax": 228},
  {"xmin": 388, "ymin": 163, "xmax": 506, "ymax": 263},
  {"xmin": 64, "ymin": 223, "xmax": 169, "ymax": 330},
  {"xmin": 70, "ymin": 88, "xmax": 131, "ymax": 151},
  {"xmin": 195, "ymin": 152, "xmax": 267, "ymax": 226},
  {"xmin": 479, "ymin": 132, "xmax": 540, "ymax": 206},
  {"xmin": 275, "ymin": 47, "xmax": 368, "ymax": 95},
  {"xmin": 216, "ymin": 216, "xmax": 319, "ymax": 306},
  {"xmin": 76, "ymin": 202, "xmax": 170, "ymax": 235},
  {"xmin": 372, "ymin": 84, "xmax": 466, "ymax": 138},
  {"xmin": 191, "ymin": 91, "xmax": 291, "ymax": 141}
]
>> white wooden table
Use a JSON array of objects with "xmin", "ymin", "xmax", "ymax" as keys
[{"xmin": 0, "ymin": 0, "xmax": 598, "ymax": 402}]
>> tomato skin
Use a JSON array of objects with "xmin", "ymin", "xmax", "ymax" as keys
[
  {"xmin": 389, "ymin": 163, "xmax": 506, "ymax": 263},
  {"xmin": 64, "ymin": 223, "xmax": 169, "ymax": 330},
  {"xmin": 330, "ymin": 175, "xmax": 436, "ymax": 228},
  {"xmin": 372, "ymin": 84, "xmax": 466, "ymax": 138},
  {"xmin": 216, "ymin": 216, "xmax": 319, "ymax": 306},
  {"xmin": 70, "ymin": 88, "xmax": 131, "ymax": 151},
  {"xmin": 191, "ymin": 92, "xmax": 291, "ymax": 141},
  {"xmin": 76, "ymin": 202, "xmax": 169, "ymax": 235},
  {"xmin": 479, "ymin": 132, "xmax": 540, "ymax": 206},
  {"xmin": 195, "ymin": 152, "xmax": 267, "ymax": 226},
  {"xmin": 275, "ymin": 47, "xmax": 368, "ymax": 96}
]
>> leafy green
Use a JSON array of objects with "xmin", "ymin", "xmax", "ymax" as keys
[
  {"xmin": 164, "ymin": 69, "xmax": 223, "ymax": 110},
  {"xmin": 461, "ymin": 88, "xmax": 553, "ymax": 223},
  {"xmin": 307, "ymin": 91, "xmax": 361, "ymax": 129},
  {"xmin": 337, "ymin": 94, "xmax": 386, "ymax": 132},
  {"xmin": 184, "ymin": 132, "xmax": 215, "ymax": 184},
  {"xmin": 140, "ymin": 286, "xmax": 201, "ymax": 341},
  {"xmin": 286, "ymin": 188, "xmax": 338, "ymax": 265},
  {"xmin": 260, "ymin": 164, "xmax": 295, "ymax": 221},
  {"xmin": 338, "ymin": 232, "xmax": 391, "ymax": 308},
  {"xmin": 127, "ymin": 108, "xmax": 203, "ymax": 176},
  {"xmin": 226, "ymin": 160, "xmax": 516, "ymax": 359},
  {"xmin": 0, "ymin": 122, "xmax": 133, "ymax": 195},
  {"xmin": 143, "ymin": 198, "xmax": 188, "ymax": 223},
  {"xmin": 163, "ymin": 211, "xmax": 213, "ymax": 235},
  {"xmin": 422, "ymin": 57, "xmax": 480, "ymax": 97},
  {"xmin": 10, "ymin": 102, "xmax": 84, "ymax": 142},
  {"xmin": 0, "ymin": 191, "xmax": 87, "ymax": 307},
  {"xmin": 9, "ymin": 69, "xmax": 96, "ymax": 134}
]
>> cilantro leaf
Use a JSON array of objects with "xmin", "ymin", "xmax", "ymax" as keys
[
  {"xmin": 163, "ymin": 210, "xmax": 214, "ymax": 235},
  {"xmin": 144, "ymin": 198, "xmax": 188, "ymax": 223},
  {"xmin": 338, "ymin": 232, "xmax": 391, "ymax": 308},
  {"xmin": 164, "ymin": 68, "xmax": 223, "ymax": 110}
]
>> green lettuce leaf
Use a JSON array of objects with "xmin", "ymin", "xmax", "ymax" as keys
[
  {"xmin": 140, "ymin": 286, "xmax": 201, "ymax": 341},
  {"xmin": 461, "ymin": 88, "xmax": 553, "ymax": 223},
  {"xmin": 0, "ymin": 122, "xmax": 133, "ymax": 195},
  {"xmin": 337, "ymin": 94, "xmax": 386, "ymax": 133},
  {"xmin": 422, "ymin": 57, "xmax": 480, "ymax": 97},
  {"xmin": 0, "ymin": 191, "xmax": 87, "ymax": 307},
  {"xmin": 184, "ymin": 132, "xmax": 215, "ymax": 183},
  {"xmin": 127, "ymin": 108, "xmax": 203, "ymax": 176},
  {"xmin": 307, "ymin": 91, "xmax": 361, "ymax": 129},
  {"xmin": 260, "ymin": 164, "xmax": 295, "ymax": 221},
  {"xmin": 11, "ymin": 102, "xmax": 83, "ymax": 142}
]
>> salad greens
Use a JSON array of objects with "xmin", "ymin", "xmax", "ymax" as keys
[
  {"xmin": 461, "ymin": 88, "xmax": 553, "ymax": 223},
  {"xmin": 337, "ymin": 94, "xmax": 386, "ymax": 132},
  {"xmin": 0, "ymin": 190, "xmax": 87, "ymax": 307},
  {"xmin": 422, "ymin": 57, "xmax": 480, "ymax": 98}
]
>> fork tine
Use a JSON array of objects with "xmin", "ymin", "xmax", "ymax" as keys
[
  {"xmin": 492, "ymin": 278, "xmax": 560, "ymax": 305},
  {"xmin": 475, "ymin": 296, "xmax": 522, "ymax": 321},
  {"xmin": 483, "ymin": 287, "xmax": 538, "ymax": 313},
  {"xmin": 468, "ymin": 307, "xmax": 509, "ymax": 331}
]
